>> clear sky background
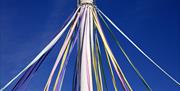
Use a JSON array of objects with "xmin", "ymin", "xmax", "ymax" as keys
[{"xmin": 0, "ymin": 0, "xmax": 180, "ymax": 91}]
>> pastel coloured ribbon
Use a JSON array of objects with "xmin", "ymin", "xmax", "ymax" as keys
[
  {"xmin": 93, "ymin": 10, "xmax": 133, "ymax": 91},
  {"xmin": 96, "ymin": 7, "xmax": 180, "ymax": 86},
  {"xmin": 98, "ymin": 11, "xmax": 152, "ymax": 91},
  {"xmin": 44, "ymin": 8, "xmax": 81, "ymax": 91}
]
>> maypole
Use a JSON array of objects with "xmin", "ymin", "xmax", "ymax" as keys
[
  {"xmin": 1, "ymin": 0, "xmax": 179, "ymax": 91},
  {"xmin": 79, "ymin": 1, "xmax": 93, "ymax": 91}
]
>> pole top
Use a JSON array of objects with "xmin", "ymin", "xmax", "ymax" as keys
[{"xmin": 79, "ymin": 0, "xmax": 93, "ymax": 5}]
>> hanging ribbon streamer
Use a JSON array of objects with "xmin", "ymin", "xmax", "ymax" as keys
[
  {"xmin": 93, "ymin": 10, "xmax": 133, "ymax": 91},
  {"xmin": 44, "ymin": 8, "xmax": 81, "ymax": 91},
  {"xmin": 12, "ymin": 49, "xmax": 51, "ymax": 91},
  {"xmin": 54, "ymin": 41, "xmax": 71, "ymax": 91},
  {"xmin": 95, "ymin": 33, "xmax": 109, "ymax": 91},
  {"xmin": 53, "ymin": 6, "xmax": 86, "ymax": 91},
  {"xmin": 53, "ymin": 23, "xmax": 80, "ymax": 91},
  {"xmin": 96, "ymin": 7, "xmax": 180, "ymax": 86},
  {"xmin": 72, "ymin": 5, "xmax": 88, "ymax": 91},
  {"xmin": 89, "ymin": 6, "xmax": 103, "ymax": 91},
  {"xmin": 97, "ymin": 12, "xmax": 152, "ymax": 91},
  {"xmin": 94, "ymin": 21, "xmax": 118, "ymax": 91}
]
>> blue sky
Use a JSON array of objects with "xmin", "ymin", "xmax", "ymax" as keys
[{"xmin": 0, "ymin": 0, "xmax": 180, "ymax": 91}]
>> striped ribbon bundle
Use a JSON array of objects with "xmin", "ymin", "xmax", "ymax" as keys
[{"xmin": 1, "ymin": 3, "xmax": 179, "ymax": 91}]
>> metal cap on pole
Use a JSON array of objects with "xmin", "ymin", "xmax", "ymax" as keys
[
  {"xmin": 78, "ymin": 0, "xmax": 94, "ymax": 6},
  {"xmin": 80, "ymin": 0, "xmax": 93, "ymax": 4}
]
